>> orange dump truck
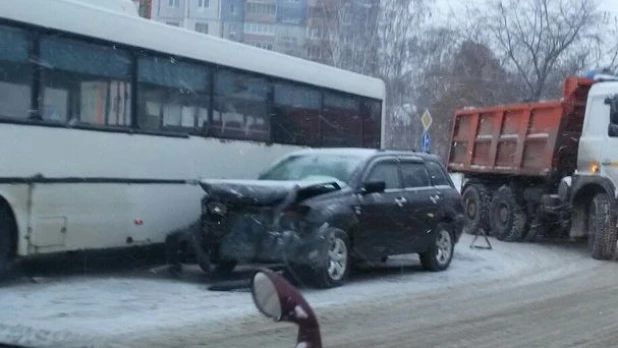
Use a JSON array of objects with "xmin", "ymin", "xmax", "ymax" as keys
[{"xmin": 447, "ymin": 77, "xmax": 595, "ymax": 244}]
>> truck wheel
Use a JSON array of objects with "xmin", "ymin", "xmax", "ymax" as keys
[
  {"xmin": 419, "ymin": 223, "xmax": 455, "ymax": 271},
  {"xmin": 0, "ymin": 202, "xmax": 16, "ymax": 281},
  {"xmin": 489, "ymin": 186, "xmax": 528, "ymax": 242},
  {"xmin": 587, "ymin": 193, "xmax": 618, "ymax": 260},
  {"xmin": 462, "ymin": 183, "xmax": 492, "ymax": 235},
  {"xmin": 307, "ymin": 228, "xmax": 350, "ymax": 289}
]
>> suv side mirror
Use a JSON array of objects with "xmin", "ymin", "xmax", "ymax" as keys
[{"xmin": 360, "ymin": 181, "xmax": 386, "ymax": 194}]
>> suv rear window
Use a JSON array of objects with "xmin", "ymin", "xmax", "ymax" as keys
[{"xmin": 425, "ymin": 161, "xmax": 451, "ymax": 186}]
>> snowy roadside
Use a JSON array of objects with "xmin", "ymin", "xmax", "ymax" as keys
[{"xmin": 0, "ymin": 233, "xmax": 581, "ymax": 348}]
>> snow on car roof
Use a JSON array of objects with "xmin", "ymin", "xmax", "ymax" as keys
[{"xmin": 288, "ymin": 148, "xmax": 442, "ymax": 161}]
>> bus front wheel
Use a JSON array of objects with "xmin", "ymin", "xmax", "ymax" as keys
[{"xmin": 0, "ymin": 201, "xmax": 16, "ymax": 281}]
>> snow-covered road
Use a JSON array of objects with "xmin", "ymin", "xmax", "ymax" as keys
[{"xmin": 0, "ymin": 233, "xmax": 596, "ymax": 348}]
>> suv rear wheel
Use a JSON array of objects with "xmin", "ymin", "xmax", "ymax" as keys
[{"xmin": 420, "ymin": 223, "xmax": 454, "ymax": 271}]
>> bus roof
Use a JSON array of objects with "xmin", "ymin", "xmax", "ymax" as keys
[{"xmin": 0, "ymin": 0, "xmax": 386, "ymax": 100}]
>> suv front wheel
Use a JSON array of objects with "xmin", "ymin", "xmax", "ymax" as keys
[{"xmin": 307, "ymin": 227, "xmax": 351, "ymax": 288}]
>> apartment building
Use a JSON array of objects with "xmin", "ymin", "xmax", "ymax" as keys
[
  {"xmin": 133, "ymin": 0, "xmax": 153, "ymax": 18},
  {"xmin": 220, "ymin": 0, "xmax": 245, "ymax": 42},
  {"xmin": 152, "ymin": 0, "xmax": 222, "ymax": 36},
  {"xmin": 151, "ymin": 0, "xmax": 377, "ymax": 62},
  {"xmin": 274, "ymin": 0, "xmax": 307, "ymax": 57}
]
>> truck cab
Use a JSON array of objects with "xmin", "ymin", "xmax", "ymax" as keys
[
  {"xmin": 447, "ymin": 74, "xmax": 618, "ymax": 261},
  {"xmin": 566, "ymin": 77, "xmax": 618, "ymax": 258}
]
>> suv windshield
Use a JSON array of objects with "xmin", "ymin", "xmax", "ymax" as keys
[{"xmin": 258, "ymin": 153, "xmax": 366, "ymax": 183}]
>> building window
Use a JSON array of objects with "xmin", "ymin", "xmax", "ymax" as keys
[
  {"xmin": 213, "ymin": 69, "xmax": 270, "ymax": 141},
  {"xmin": 246, "ymin": 2, "xmax": 276, "ymax": 15},
  {"xmin": 168, "ymin": 0, "xmax": 179, "ymax": 8},
  {"xmin": 243, "ymin": 22, "xmax": 275, "ymax": 36},
  {"xmin": 0, "ymin": 25, "xmax": 32, "ymax": 120},
  {"xmin": 197, "ymin": 0, "xmax": 209, "ymax": 8},
  {"xmin": 271, "ymin": 82, "xmax": 321, "ymax": 146},
  {"xmin": 252, "ymin": 42, "xmax": 273, "ymax": 50},
  {"xmin": 166, "ymin": 21, "xmax": 180, "ymax": 26},
  {"xmin": 39, "ymin": 36, "xmax": 132, "ymax": 126},
  {"xmin": 230, "ymin": 4, "xmax": 236, "ymax": 14},
  {"xmin": 195, "ymin": 23, "xmax": 209, "ymax": 34},
  {"xmin": 137, "ymin": 55, "xmax": 210, "ymax": 131}
]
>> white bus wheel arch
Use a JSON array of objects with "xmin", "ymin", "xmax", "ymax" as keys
[{"xmin": 0, "ymin": 197, "xmax": 18, "ymax": 281}]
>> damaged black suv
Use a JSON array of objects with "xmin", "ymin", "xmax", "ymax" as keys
[{"xmin": 169, "ymin": 148, "xmax": 464, "ymax": 288}]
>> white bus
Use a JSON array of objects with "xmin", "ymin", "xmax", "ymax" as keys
[{"xmin": 0, "ymin": 0, "xmax": 386, "ymax": 276}]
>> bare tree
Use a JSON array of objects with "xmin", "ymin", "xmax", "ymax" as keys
[
  {"xmin": 312, "ymin": 0, "xmax": 380, "ymax": 76},
  {"xmin": 605, "ymin": 14, "xmax": 618, "ymax": 72},
  {"xmin": 487, "ymin": 0, "xmax": 601, "ymax": 100},
  {"xmin": 415, "ymin": 37, "xmax": 517, "ymax": 159},
  {"xmin": 308, "ymin": 0, "xmax": 431, "ymax": 150}
]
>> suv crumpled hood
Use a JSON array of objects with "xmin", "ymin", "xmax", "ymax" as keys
[{"xmin": 199, "ymin": 179, "xmax": 343, "ymax": 206}]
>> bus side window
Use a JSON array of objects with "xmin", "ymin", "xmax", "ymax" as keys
[
  {"xmin": 322, "ymin": 92, "xmax": 362, "ymax": 147},
  {"xmin": 137, "ymin": 55, "xmax": 210, "ymax": 132},
  {"xmin": 361, "ymin": 99, "xmax": 382, "ymax": 149},
  {"xmin": 39, "ymin": 35, "xmax": 132, "ymax": 126},
  {"xmin": 213, "ymin": 69, "xmax": 270, "ymax": 141},
  {"xmin": 271, "ymin": 82, "xmax": 321, "ymax": 146},
  {"xmin": 0, "ymin": 25, "xmax": 31, "ymax": 120}
]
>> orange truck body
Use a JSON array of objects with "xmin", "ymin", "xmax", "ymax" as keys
[{"xmin": 447, "ymin": 77, "xmax": 594, "ymax": 179}]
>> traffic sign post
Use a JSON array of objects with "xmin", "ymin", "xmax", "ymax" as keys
[
  {"xmin": 420, "ymin": 131, "xmax": 431, "ymax": 153},
  {"xmin": 421, "ymin": 109, "xmax": 433, "ymax": 131},
  {"xmin": 420, "ymin": 109, "xmax": 433, "ymax": 153}
]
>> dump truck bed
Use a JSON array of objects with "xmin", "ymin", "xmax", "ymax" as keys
[{"xmin": 447, "ymin": 77, "xmax": 593, "ymax": 178}]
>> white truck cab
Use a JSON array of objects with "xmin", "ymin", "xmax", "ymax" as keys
[{"xmin": 566, "ymin": 76, "xmax": 618, "ymax": 258}]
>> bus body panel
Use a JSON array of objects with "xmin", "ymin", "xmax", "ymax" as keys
[
  {"xmin": 0, "ymin": 124, "xmax": 304, "ymax": 257},
  {"xmin": 0, "ymin": 0, "xmax": 385, "ymax": 259}
]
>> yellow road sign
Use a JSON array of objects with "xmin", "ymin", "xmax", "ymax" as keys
[{"xmin": 421, "ymin": 109, "xmax": 432, "ymax": 130}]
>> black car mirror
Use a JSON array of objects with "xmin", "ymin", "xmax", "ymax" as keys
[
  {"xmin": 251, "ymin": 269, "xmax": 322, "ymax": 348},
  {"xmin": 360, "ymin": 181, "xmax": 386, "ymax": 194}
]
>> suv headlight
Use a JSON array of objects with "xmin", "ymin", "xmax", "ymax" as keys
[{"xmin": 206, "ymin": 201, "xmax": 227, "ymax": 215}]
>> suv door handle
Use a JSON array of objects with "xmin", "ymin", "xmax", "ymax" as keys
[{"xmin": 395, "ymin": 196, "xmax": 407, "ymax": 207}]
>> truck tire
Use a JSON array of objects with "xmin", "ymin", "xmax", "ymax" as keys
[
  {"xmin": 587, "ymin": 193, "xmax": 618, "ymax": 260},
  {"xmin": 0, "ymin": 202, "xmax": 16, "ymax": 281},
  {"xmin": 307, "ymin": 228, "xmax": 350, "ymax": 289},
  {"xmin": 462, "ymin": 183, "xmax": 492, "ymax": 235},
  {"xmin": 489, "ymin": 186, "xmax": 528, "ymax": 242}
]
